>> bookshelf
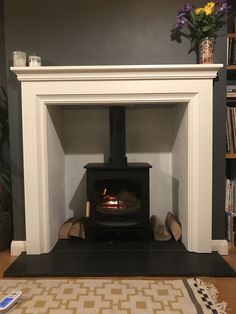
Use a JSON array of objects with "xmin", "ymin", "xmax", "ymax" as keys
[{"xmin": 226, "ymin": 34, "xmax": 236, "ymax": 246}]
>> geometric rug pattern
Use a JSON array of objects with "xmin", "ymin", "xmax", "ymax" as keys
[{"xmin": 0, "ymin": 278, "xmax": 227, "ymax": 313}]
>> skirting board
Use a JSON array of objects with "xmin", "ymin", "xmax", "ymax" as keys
[
  {"xmin": 10, "ymin": 241, "xmax": 26, "ymax": 256},
  {"xmin": 211, "ymin": 240, "xmax": 229, "ymax": 256},
  {"xmin": 10, "ymin": 240, "xmax": 229, "ymax": 256}
]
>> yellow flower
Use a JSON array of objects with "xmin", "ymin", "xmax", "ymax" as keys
[
  {"xmin": 195, "ymin": 7, "xmax": 205, "ymax": 15},
  {"xmin": 206, "ymin": 2, "xmax": 215, "ymax": 9},
  {"xmin": 204, "ymin": 2, "xmax": 215, "ymax": 15}
]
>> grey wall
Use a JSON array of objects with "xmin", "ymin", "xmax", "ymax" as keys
[
  {"xmin": 4, "ymin": 0, "xmax": 227, "ymax": 240},
  {"xmin": 0, "ymin": 0, "xmax": 6, "ymax": 87},
  {"xmin": 228, "ymin": 0, "xmax": 236, "ymax": 33}
]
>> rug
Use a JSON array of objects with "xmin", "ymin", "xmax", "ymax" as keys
[{"xmin": 0, "ymin": 278, "xmax": 227, "ymax": 313}]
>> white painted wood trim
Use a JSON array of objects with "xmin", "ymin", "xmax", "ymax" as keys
[
  {"xmin": 187, "ymin": 86, "xmax": 213, "ymax": 253},
  {"xmin": 11, "ymin": 65, "xmax": 222, "ymax": 254},
  {"xmin": 211, "ymin": 240, "xmax": 229, "ymax": 256},
  {"xmin": 10, "ymin": 64, "xmax": 222, "ymax": 81},
  {"xmin": 10, "ymin": 241, "xmax": 26, "ymax": 256}
]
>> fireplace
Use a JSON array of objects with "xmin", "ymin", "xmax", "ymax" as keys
[{"xmin": 10, "ymin": 64, "xmax": 226, "ymax": 255}]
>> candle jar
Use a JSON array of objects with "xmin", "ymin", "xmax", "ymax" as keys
[
  {"xmin": 13, "ymin": 51, "xmax": 27, "ymax": 66},
  {"xmin": 28, "ymin": 55, "xmax": 41, "ymax": 67}
]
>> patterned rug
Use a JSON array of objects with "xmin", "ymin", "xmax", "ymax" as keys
[{"xmin": 0, "ymin": 278, "xmax": 227, "ymax": 313}]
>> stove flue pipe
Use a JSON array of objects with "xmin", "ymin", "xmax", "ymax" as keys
[{"xmin": 109, "ymin": 106, "xmax": 127, "ymax": 167}]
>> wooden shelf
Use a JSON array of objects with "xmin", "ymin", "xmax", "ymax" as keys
[
  {"xmin": 228, "ymin": 33, "xmax": 236, "ymax": 38},
  {"xmin": 226, "ymin": 153, "xmax": 236, "ymax": 159},
  {"xmin": 227, "ymin": 65, "xmax": 236, "ymax": 71}
]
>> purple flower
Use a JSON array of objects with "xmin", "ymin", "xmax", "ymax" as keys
[
  {"xmin": 173, "ymin": 3, "xmax": 195, "ymax": 31},
  {"xmin": 216, "ymin": 0, "xmax": 231, "ymax": 16},
  {"xmin": 178, "ymin": 3, "xmax": 195, "ymax": 15},
  {"xmin": 175, "ymin": 14, "xmax": 187, "ymax": 29},
  {"xmin": 170, "ymin": 27, "xmax": 182, "ymax": 43}
]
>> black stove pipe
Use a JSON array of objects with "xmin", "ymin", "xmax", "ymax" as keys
[{"xmin": 109, "ymin": 106, "xmax": 127, "ymax": 167}]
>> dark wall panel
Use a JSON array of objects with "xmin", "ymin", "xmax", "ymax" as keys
[
  {"xmin": 0, "ymin": 0, "xmax": 6, "ymax": 87},
  {"xmin": 228, "ymin": 0, "xmax": 236, "ymax": 33},
  {"xmin": 4, "ymin": 0, "xmax": 227, "ymax": 240}
]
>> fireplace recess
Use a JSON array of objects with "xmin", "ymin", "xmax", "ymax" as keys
[{"xmin": 84, "ymin": 106, "xmax": 152, "ymax": 241}]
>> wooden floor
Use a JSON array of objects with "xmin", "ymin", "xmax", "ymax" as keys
[{"xmin": 0, "ymin": 249, "xmax": 236, "ymax": 312}]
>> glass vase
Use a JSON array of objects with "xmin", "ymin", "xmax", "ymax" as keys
[{"xmin": 198, "ymin": 37, "xmax": 215, "ymax": 64}]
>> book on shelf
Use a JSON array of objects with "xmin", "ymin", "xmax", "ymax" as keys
[
  {"xmin": 233, "ymin": 216, "xmax": 236, "ymax": 246},
  {"xmin": 226, "ymin": 106, "xmax": 236, "ymax": 154},
  {"xmin": 227, "ymin": 85, "xmax": 236, "ymax": 93},
  {"xmin": 232, "ymin": 108, "xmax": 236, "ymax": 153},
  {"xmin": 227, "ymin": 36, "xmax": 236, "ymax": 65},
  {"xmin": 229, "ymin": 217, "xmax": 236, "ymax": 247},
  {"xmin": 225, "ymin": 178, "xmax": 236, "ymax": 245},
  {"xmin": 227, "ymin": 92, "xmax": 236, "ymax": 98},
  {"xmin": 227, "ymin": 37, "xmax": 232, "ymax": 65},
  {"xmin": 226, "ymin": 107, "xmax": 234, "ymax": 154},
  {"xmin": 232, "ymin": 39, "xmax": 236, "ymax": 65}
]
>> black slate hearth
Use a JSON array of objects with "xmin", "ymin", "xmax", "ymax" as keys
[{"xmin": 4, "ymin": 238, "xmax": 236, "ymax": 277}]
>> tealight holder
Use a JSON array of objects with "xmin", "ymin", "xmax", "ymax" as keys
[
  {"xmin": 13, "ymin": 51, "xmax": 27, "ymax": 66},
  {"xmin": 28, "ymin": 55, "xmax": 42, "ymax": 67}
]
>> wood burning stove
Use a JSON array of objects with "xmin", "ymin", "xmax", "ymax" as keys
[{"xmin": 84, "ymin": 107, "xmax": 152, "ymax": 241}]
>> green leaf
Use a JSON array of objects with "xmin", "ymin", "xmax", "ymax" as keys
[
  {"xmin": 202, "ymin": 25, "xmax": 211, "ymax": 32},
  {"xmin": 190, "ymin": 11, "xmax": 196, "ymax": 23},
  {"xmin": 188, "ymin": 39, "xmax": 198, "ymax": 53}
]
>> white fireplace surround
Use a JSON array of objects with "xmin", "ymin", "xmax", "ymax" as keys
[{"xmin": 10, "ymin": 64, "xmax": 227, "ymax": 255}]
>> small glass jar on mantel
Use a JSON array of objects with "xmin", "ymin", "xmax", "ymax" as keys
[
  {"xmin": 13, "ymin": 51, "xmax": 27, "ymax": 66},
  {"xmin": 28, "ymin": 55, "xmax": 42, "ymax": 67}
]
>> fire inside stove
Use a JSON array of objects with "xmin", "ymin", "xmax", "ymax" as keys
[
  {"xmin": 101, "ymin": 188, "xmax": 126, "ymax": 209},
  {"xmin": 95, "ymin": 179, "xmax": 141, "ymax": 215}
]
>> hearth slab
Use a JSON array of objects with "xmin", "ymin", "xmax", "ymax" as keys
[{"xmin": 4, "ymin": 250, "xmax": 235, "ymax": 277}]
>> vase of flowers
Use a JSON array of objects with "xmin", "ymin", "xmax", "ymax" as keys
[{"xmin": 171, "ymin": 1, "xmax": 230, "ymax": 64}]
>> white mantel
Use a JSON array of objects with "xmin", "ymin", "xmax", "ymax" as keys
[
  {"xmin": 11, "ymin": 64, "xmax": 221, "ymax": 81},
  {"xmin": 11, "ymin": 64, "xmax": 226, "ymax": 255}
]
